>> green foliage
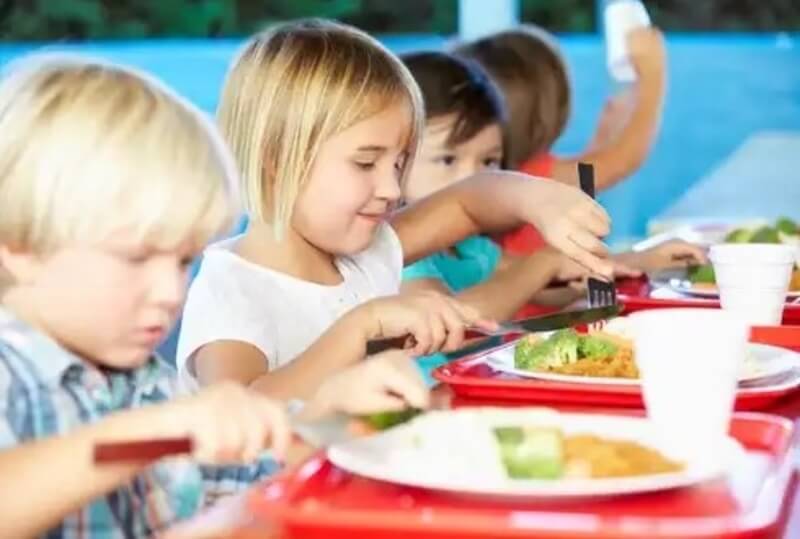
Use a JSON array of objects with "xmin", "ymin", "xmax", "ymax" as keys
[{"xmin": 0, "ymin": 0, "xmax": 797, "ymax": 41}]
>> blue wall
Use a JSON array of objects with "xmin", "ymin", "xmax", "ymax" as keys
[{"xmin": 1, "ymin": 33, "xmax": 797, "ymax": 244}]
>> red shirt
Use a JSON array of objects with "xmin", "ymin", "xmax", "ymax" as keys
[{"xmin": 494, "ymin": 153, "xmax": 554, "ymax": 255}]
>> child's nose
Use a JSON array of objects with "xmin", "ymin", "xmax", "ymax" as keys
[
  {"xmin": 151, "ymin": 267, "xmax": 185, "ymax": 312},
  {"xmin": 375, "ymin": 170, "xmax": 402, "ymax": 201}
]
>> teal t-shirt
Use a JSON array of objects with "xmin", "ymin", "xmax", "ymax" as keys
[{"xmin": 402, "ymin": 235, "xmax": 502, "ymax": 384}]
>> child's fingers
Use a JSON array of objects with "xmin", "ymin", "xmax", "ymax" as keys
[
  {"xmin": 215, "ymin": 415, "xmax": 249, "ymax": 463},
  {"xmin": 381, "ymin": 359, "xmax": 430, "ymax": 410},
  {"xmin": 408, "ymin": 319, "xmax": 432, "ymax": 355},
  {"xmin": 393, "ymin": 358, "xmax": 431, "ymax": 409},
  {"xmin": 257, "ymin": 400, "xmax": 291, "ymax": 462},
  {"xmin": 582, "ymin": 202, "xmax": 611, "ymax": 237},
  {"xmin": 613, "ymin": 261, "xmax": 643, "ymax": 278},
  {"xmin": 564, "ymin": 232, "xmax": 612, "ymax": 278},
  {"xmin": 436, "ymin": 298, "xmax": 468, "ymax": 351},
  {"xmin": 240, "ymin": 405, "xmax": 270, "ymax": 463},
  {"xmin": 424, "ymin": 312, "xmax": 446, "ymax": 354},
  {"xmin": 359, "ymin": 392, "xmax": 408, "ymax": 413},
  {"xmin": 678, "ymin": 244, "xmax": 709, "ymax": 265}
]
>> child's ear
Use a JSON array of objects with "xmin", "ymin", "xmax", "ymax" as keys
[{"xmin": 0, "ymin": 245, "xmax": 41, "ymax": 285}]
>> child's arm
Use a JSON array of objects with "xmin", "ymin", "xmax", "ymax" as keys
[
  {"xmin": 614, "ymin": 239, "xmax": 707, "ymax": 273},
  {"xmin": 403, "ymin": 248, "xmax": 572, "ymax": 321},
  {"xmin": 193, "ymin": 293, "xmax": 489, "ymax": 400},
  {"xmin": 391, "ymin": 170, "xmax": 612, "ymax": 276},
  {"xmin": 551, "ymin": 27, "xmax": 666, "ymax": 191},
  {"xmin": 0, "ymin": 383, "xmax": 289, "ymax": 538}
]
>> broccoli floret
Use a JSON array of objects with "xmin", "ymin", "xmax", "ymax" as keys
[
  {"xmin": 776, "ymin": 217, "xmax": 798, "ymax": 237},
  {"xmin": 515, "ymin": 330, "xmax": 580, "ymax": 369},
  {"xmin": 724, "ymin": 228, "xmax": 754, "ymax": 243},
  {"xmin": 688, "ymin": 263, "xmax": 716, "ymax": 284},
  {"xmin": 494, "ymin": 426, "xmax": 564, "ymax": 480},
  {"xmin": 547, "ymin": 329, "xmax": 580, "ymax": 366},
  {"xmin": 514, "ymin": 337, "xmax": 554, "ymax": 369},
  {"xmin": 750, "ymin": 226, "xmax": 781, "ymax": 244},
  {"xmin": 577, "ymin": 334, "xmax": 619, "ymax": 360}
]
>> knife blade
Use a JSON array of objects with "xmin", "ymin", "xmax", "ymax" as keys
[
  {"xmin": 473, "ymin": 304, "xmax": 621, "ymax": 337},
  {"xmin": 366, "ymin": 304, "xmax": 621, "ymax": 353}
]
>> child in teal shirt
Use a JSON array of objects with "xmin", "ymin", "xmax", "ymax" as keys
[{"xmin": 400, "ymin": 52, "xmax": 707, "ymax": 381}]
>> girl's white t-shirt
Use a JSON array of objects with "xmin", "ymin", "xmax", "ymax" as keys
[{"xmin": 175, "ymin": 223, "xmax": 403, "ymax": 392}]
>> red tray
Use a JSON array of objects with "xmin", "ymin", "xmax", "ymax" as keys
[
  {"xmin": 617, "ymin": 276, "xmax": 800, "ymax": 325},
  {"xmin": 248, "ymin": 414, "xmax": 798, "ymax": 539},
  {"xmin": 432, "ymin": 326, "xmax": 800, "ymax": 410}
]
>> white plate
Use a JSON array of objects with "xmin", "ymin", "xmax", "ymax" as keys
[
  {"xmin": 666, "ymin": 280, "xmax": 800, "ymax": 301},
  {"xmin": 484, "ymin": 337, "xmax": 800, "ymax": 386},
  {"xmin": 328, "ymin": 408, "xmax": 742, "ymax": 498}
]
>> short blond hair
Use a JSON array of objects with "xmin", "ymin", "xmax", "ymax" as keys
[
  {"xmin": 218, "ymin": 18, "xmax": 424, "ymax": 237},
  {"xmin": 0, "ymin": 54, "xmax": 239, "ymax": 287}
]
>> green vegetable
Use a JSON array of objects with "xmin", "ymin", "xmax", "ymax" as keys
[
  {"xmin": 577, "ymin": 334, "xmax": 619, "ymax": 359},
  {"xmin": 750, "ymin": 226, "xmax": 781, "ymax": 244},
  {"xmin": 515, "ymin": 329, "xmax": 622, "ymax": 370},
  {"xmin": 514, "ymin": 337, "xmax": 553, "ymax": 369},
  {"xmin": 514, "ymin": 330, "xmax": 580, "ymax": 370},
  {"xmin": 724, "ymin": 228, "xmax": 754, "ymax": 243},
  {"xmin": 548, "ymin": 329, "xmax": 580, "ymax": 365},
  {"xmin": 775, "ymin": 217, "xmax": 799, "ymax": 237},
  {"xmin": 688, "ymin": 264, "xmax": 716, "ymax": 284},
  {"xmin": 494, "ymin": 426, "xmax": 524, "ymax": 445},
  {"xmin": 362, "ymin": 408, "xmax": 421, "ymax": 431},
  {"xmin": 494, "ymin": 426, "xmax": 564, "ymax": 479}
]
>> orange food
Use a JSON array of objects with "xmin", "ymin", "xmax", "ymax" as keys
[
  {"xmin": 564, "ymin": 435, "xmax": 684, "ymax": 478},
  {"xmin": 545, "ymin": 332, "xmax": 638, "ymax": 379},
  {"xmin": 545, "ymin": 352, "xmax": 639, "ymax": 379}
]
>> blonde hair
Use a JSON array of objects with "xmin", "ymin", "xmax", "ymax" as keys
[
  {"xmin": 455, "ymin": 25, "xmax": 571, "ymax": 168},
  {"xmin": 0, "ymin": 54, "xmax": 239, "ymax": 288},
  {"xmin": 218, "ymin": 18, "xmax": 424, "ymax": 237}
]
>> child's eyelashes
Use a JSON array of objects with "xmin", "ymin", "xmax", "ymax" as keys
[
  {"xmin": 483, "ymin": 157, "xmax": 502, "ymax": 169},
  {"xmin": 434, "ymin": 154, "xmax": 457, "ymax": 166},
  {"xmin": 179, "ymin": 256, "xmax": 196, "ymax": 270},
  {"xmin": 353, "ymin": 161, "xmax": 377, "ymax": 171}
]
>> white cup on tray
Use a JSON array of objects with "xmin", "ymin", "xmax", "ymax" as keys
[
  {"xmin": 627, "ymin": 308, "xmax": 749, "ymax": 464},
  {"xmin": 709, "ymin": 243, "xmax": 796, "ymax": 326}
]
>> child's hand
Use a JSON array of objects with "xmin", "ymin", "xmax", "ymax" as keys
[
  {"xmin": 627, "ymin": 27, "xmax": 666, "ymax": 78},
  {"xmin": 360, "ymin": 291, "xmax": 496, "ymax": 355},
  {"xmin": 166, "ymin": 382, "xmax": 290, "ymax": 465},
  {"xmin": 628, "ymin": 240, "xmax": 708, "ymax": 273},
  {"xmin": 555, "ymin": 252, "xmax": 641, "ymax": 289},
  {"xmin": 308, "ymin": 350, "xmax": 429, "ymax": 417},
  {"xmin": 520, "ymin": 180, "xmax": 613, "ymax": 279}
]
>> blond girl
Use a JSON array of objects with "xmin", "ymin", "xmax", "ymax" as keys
[{"xmin": 177, "ymin": 19, "xmax": 610, "ymax": 398}]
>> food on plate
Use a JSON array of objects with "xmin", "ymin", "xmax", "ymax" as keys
[
  {"xmin": 686, "ymin": 217, "xmax": 800, "ymax": 292},
  {"xmin": 687, "ymin": 263, "xmax": 715, "ymax": 284},
  {"xmin": 514, "ymin": 329, "xmax": 638, "ymax": 379},
  {"xmin": 361, "ymin": 408, "xmax": 422, "ymax": 432},
  {"xmin": 512, "ymin": 319, "xmax": 762, "ymax": 381},
  {"xmin": 724, "ymin": 217, "xmax": 798, "ymax": 244},
  {"xmin": 687, "ymin": 263, "xmax": 800, "ymax": 292},
  {"xmin": 493, "ymin": 425, "xmax": 683, "ymax": 480}
]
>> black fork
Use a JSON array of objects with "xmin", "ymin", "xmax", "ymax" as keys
[{"xmin": 579, "ymin": 163, "xmax": 618, "ymax": 324}]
